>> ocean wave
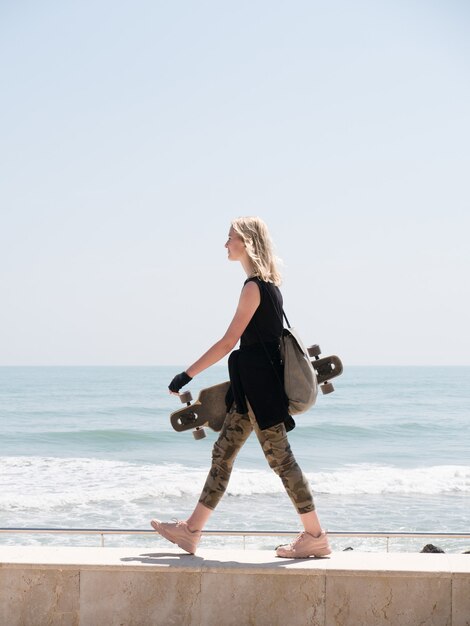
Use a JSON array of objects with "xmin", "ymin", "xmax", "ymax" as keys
[
  {"xmin": 295, "ymin": 420, "xmax": 463, "ymax": 438},
  {"xmin": 1, "ymin": 457, "xmax": 469, "ymax": 512},
  {"xmin": 314, "ymin": 464, "xmax": 470, "ymax": 495},
  {"xmin": 1, "ymin": 429, "xmax": 174, "ymax": 444}
]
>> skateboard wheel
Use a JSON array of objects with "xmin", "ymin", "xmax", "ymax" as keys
[
  {"xmin": 179, "ymin": 391, "xmax": 193, "ymax": 404},
  {"xmin": 321, "ymin": 382, "xmax": 334, "ymax": 394},
  {"xmin": 308, "ymin": 344, "xmax": 321, "ymax": 358},
  {"xmin": 193, "ymin": 427, "xmax": 206, "ymax": 440}
]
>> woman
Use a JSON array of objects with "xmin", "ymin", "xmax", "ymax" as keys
[{"xmin": 151, "ymin": 217, "xmax": 331, "ymax": 558}]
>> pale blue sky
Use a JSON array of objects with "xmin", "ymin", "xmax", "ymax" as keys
[{"xmin": 1, "ymin": 1, "xmax": 469, "ymax": 366}]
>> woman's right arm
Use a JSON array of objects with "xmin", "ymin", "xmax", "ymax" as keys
[{"xmin": 169, "ymin": 281, "xmax": 260, "ymax": 392}]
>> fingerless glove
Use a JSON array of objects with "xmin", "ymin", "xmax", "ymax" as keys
[{"xmin": 168, "ymin": 371, "xmax": 192, "ymax": 393}]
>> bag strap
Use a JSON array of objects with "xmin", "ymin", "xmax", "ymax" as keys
[
  {"xmin": 277, "ymin": 304, "xmax": 291, "ymax": 329},
  {"xmin": 254, "ymin": 279, "xmax": 291, "ymax": 329},
  {"xmin": 283, "ymin": 309, "xmax": 291, "ymax": 329}
]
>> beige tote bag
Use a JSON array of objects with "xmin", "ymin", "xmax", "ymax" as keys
[{"xmin": 281, "ymin": 326, "xmax": 318, "ymax": 415}]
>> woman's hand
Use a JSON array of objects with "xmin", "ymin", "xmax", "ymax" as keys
[{"xmin": 168, "ymin": 371, "xmax": 192, "ymax": 393}]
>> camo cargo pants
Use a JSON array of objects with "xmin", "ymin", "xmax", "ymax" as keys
[{"xmin": 198, "ymin": 405, "xmax": 315, "ymax": 514}]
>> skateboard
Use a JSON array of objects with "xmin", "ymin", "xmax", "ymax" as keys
[
  {"xmin": 170, "ymin": 344, "xmax": 343, "ymax": 440},
  {"xmin": 170, "ymin": 381, "xmax": 231, "ymax": 440}
]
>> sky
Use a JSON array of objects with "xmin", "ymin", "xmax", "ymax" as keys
[{"xmin": 1, "ymin": 0, "xmax": 469, "ymax": 366}]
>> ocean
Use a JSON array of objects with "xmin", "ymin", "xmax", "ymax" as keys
[{"xmin": 1, "ymin": 366, "xmax": 469, "ymax": 553}]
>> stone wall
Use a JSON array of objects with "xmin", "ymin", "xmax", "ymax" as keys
[{"xmin": 1, "ymin": 546, "xmax": 469, "ymax": 625}]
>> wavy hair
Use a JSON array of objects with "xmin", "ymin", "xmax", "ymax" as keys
[{"xmin": 231, "ymin": 217, "xmax": 282, "ymax": 285}]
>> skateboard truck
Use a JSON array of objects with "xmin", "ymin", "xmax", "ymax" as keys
[
  {"xmin": 307, "ymin": 344, "xmax": 343, "ymax": 394},
  {"xmin": 178, "ymin": 391, "xmax": 207, "ymax": 440}
]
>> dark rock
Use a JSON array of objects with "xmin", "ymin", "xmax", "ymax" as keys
[{"xmin": 420, "ymin": 544, "xmax": 445, "ymax": 553}]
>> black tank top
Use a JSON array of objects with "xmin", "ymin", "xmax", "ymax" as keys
[{"xmin": 240, "ymin": 277, "xmax": 284, "ymax": 347}]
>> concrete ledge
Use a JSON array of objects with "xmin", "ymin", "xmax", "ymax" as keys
[{"xmin": 1, "ymin": 546, "xmax": 469, "ymax": 625}]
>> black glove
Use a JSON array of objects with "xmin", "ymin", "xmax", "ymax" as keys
[{"xmin": 168, "ymin": 371, "xmax": 192, "ymax": 393}]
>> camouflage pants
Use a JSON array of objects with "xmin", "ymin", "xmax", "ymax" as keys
[{"xmin": 198, "ymin": 405, "xmax": 315, "ymax": 514}]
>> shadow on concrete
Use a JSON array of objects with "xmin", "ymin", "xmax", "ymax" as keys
[
  {"xmin": 121, "ymin": 552, "xmax": 205, "ymax": 565},
  {"xmin": 120, "ymin": 551, "xmax": 330, "ymax": 568}
]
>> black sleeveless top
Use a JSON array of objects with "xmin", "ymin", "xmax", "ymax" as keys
[
  {"xmin": 240, "ymin": 277, "xmax": 284, "ymax": 347},
  {"xmin": 227, "ymin": 277, "xmax": 293, "ymax": 431}
]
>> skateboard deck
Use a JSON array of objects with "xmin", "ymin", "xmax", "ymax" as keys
[
  {"xmin": 170, "ymin": 349, "xmax": 343, "ymax": 439},
  {"xmin": 170, "ymin": 381, "xmax": 231, "ymax": 436}
]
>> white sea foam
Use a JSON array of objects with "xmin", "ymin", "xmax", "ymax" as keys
[
  {"xmin": 314, "ymin": 464, "xmax": 470, "ymax": 495},
  {"xmin": 1, "ymin": 457, "xmax": 469, "ymax": 512}
]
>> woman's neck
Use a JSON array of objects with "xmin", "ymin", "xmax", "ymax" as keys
[{"xmin": 241, "ymin": 257, "xmax": 255, "ymax": 278}]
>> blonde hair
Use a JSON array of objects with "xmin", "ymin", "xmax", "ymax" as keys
[{"xmin": 231, "ymin": 217, "xmax": 282, "ymax": 285}]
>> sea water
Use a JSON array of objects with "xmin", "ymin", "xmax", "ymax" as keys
[{"xmin": 1, "ymin": 366, "xmax": 469, "ymax": 552}]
